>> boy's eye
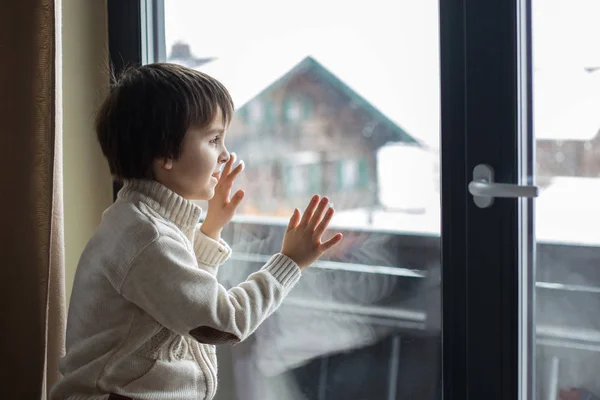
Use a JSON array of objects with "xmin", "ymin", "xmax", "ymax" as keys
[{"xmin": 210, "ymin": 136, "xmax": 221, "ymax": 145}]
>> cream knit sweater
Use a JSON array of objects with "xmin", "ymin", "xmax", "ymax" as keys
[{"xmin": 51, "ymin": 180, "xmax": 302, "ymax": 400}]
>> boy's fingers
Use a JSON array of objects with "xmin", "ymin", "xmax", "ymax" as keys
[
  {"xmin": 226, "ymin": 160, "xmax": 245, "ymax": 181},
  {"xmin": 216, "ymin": 170, "xmax": 235, "ymax": 191},
  {"xmin": 222, "ymin": 152, "xmax": 236, "ymax": 176},
  {"xmin": 320, "ymin": 233, "xmax": 344, "ymax": 252},
  {"xmin": 287, "ymin": 208, "xmax": 301, "ymax": 231},
  {"xmin": 300, "ymin": 195, "xmax": 320, "ymax": 226},
  {"xmin": 228, "ymin": 190, "xmax": 245, "ymax": 209},
  {"xmin": 213, "ymin": 181, "xmax": 232, "ymax": 203},
  {"xmin": 314, "ymin": 206, "xmax": 334, "ymax": 238},
  {"xmin": 309, "ymin": 197, "xmax": 329, "ymax": 229}
]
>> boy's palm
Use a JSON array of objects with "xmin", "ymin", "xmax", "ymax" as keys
[{"xmin": 281, "ymin": 195, "xmax": 344, "ymax": 270}]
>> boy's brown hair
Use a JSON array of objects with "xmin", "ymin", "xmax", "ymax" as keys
[{"xmin": 96, "ymin": 63, "xmax": 234, "ymax": 180}]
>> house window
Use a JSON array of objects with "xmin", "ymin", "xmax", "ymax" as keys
[
  {"xmin": 285, "ymin": 99, "xmax": 302, "ymax": 121},
  {"xmin": 284, "ymin": 97, "xmax": 311, "ymax": 122},
  {"xmin": 337, "ymin": 158, "xmax": 369, "ymax": 189},
  {"xmin": 341, "ymin": 159, "xmax": 359, "ymax": 188},
  {"xmin": 244, "ymin": 99, "xmax": 276, "ymax": 125},
  {"xmin": 248, "ymin": 101, "xmax": 264, "ymax": 123},
  {"xmin": 288, "ymin": 165, "xmax": 308, "ymax": 194},
  {"xmin": 285, "ymin": 163, "xmax": 321, "ymax": 195}
]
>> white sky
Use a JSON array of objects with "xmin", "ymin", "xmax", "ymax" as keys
[
  {"xmin": 532, "ymin": 0, "xmax": 600, "ymax": 69},
  {"xmin": 165, "ymin": 0, "xmax": 441, "ymax": 146},
  {"xmin": 165, "ymin": 0, "xmax": 600, "ymax": 147}
]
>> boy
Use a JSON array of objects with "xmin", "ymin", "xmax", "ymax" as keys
[{"xmin": 51, "ymin": 63, "xmax": 343, "ymax": 400}]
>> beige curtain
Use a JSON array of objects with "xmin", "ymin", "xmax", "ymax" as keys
[{"xmin": 0, "ymin": 0, "xmax": 66, "ymax": 398}]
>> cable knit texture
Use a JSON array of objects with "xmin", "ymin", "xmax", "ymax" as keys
[{"xmin": 51, "ymin": 179, "xmax": 301, "ymax": 400}]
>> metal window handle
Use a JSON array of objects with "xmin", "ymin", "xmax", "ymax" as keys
[{"xmin": 469, "ymin": 164, "xmax": 539, "ymax": 208}]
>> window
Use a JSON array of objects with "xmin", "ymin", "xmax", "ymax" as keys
[
  {"xmin": 532, "ymin": 0, "xmax": 600, "ymax": 398},
  {"xmin": 105, "ymin": 0, "xmax": 600, "ymax": 397},
  {"xmin": 339, "ymin": 159, "xmax": 358, "ymax": 189},
  {"xmin": 284, "ymin": 98, "xmax": 303, "ymax": 122},
  {"xmin": 336, "ymin": 158, "xmax": 368, "ymax": 190},
  {"xmin": 284, "ymin": 97, "xmax": 311, "ymax": 122},
  {"xmin": 285, "ymin": 152, "xmax": 322, "ymax": 196},
  {"xmin": 247, "ymin": 101, "xmax": 264, "ymax": 123},
  {"xmin": 162, "ymin": 1, "xmax": 442, "ymax": 398},
  {"xmin": 286, "ymin": 164, "xmax": 309, "ymax": 195}
]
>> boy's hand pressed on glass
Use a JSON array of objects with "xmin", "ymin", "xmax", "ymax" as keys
[
  {"xmin": 281, "ymin": 195, "xmax": 344, "ymax": 270},
  {"xmin": 201, "ymin": 152, "xmax": 245, "ymax": 241},
  {"xmin": 201, "ymin": 152, "xmax": 343, "ymax": 269}
]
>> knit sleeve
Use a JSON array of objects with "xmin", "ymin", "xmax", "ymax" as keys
[
  {"xmin": 120, "ymin": 234, "xmax": 301, "ymax": 345},
  {"xmin": 192, "ymin": 228, "xmax": 232, "ymax": 276}
]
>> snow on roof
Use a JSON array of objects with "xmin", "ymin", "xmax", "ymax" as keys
[
  {"xmin": 534, "ymin": 69, "xmax": 600, "ymax": 141},
  {"xmin": 377, "ymin": 143, "xmax": 438, "ymax": 211}
]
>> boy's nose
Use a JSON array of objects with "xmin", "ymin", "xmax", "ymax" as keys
[{"xmin": 219, "ymin": 151, "xmax": 230, "ymax": 164}]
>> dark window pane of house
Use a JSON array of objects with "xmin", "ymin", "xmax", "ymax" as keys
[{"xmin": 163, "ymin": 1, "xmax": 442, "ymax": 398}]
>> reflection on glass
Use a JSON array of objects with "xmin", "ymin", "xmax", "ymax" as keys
[
  {"xmin": 164, "ymin": 1, "xmax": 441, "ymax": 398},
  {"xmin": 533, "ymin": 0, "xmax": 600, "ymax": 398}
]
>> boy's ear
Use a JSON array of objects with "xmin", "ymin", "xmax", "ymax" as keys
[{"xmin": 153, "ymin": 157, "xmax": 173, "ymax": 171}]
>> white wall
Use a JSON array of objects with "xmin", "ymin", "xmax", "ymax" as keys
[{"xmin": 62, "ymin": 0, "xmax": 113, "ymax": 303}]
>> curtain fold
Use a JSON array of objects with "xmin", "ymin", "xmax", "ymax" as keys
[
  {"xmin": 44, "ymin": 1, "xmax": 66, "ymax": 397},
  {"xmin": 0, "ymin": 0, "xmax": 65, "ymax": 398}
]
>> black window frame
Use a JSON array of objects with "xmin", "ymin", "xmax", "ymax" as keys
[
  {"xmin": 441, "ymin": 0, "xmax": 533, "ymax": 398},
  {"xmin": 107, "ymin": 0, "xmax": 165, "ymax": 200},
  {"xmin": 106, "ymin": 0, "xmax": 534, "ymax": 398}
]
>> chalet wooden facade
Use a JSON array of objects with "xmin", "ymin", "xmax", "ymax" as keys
[{"xmin": 219, "ymin": 56, "xmax": 417, "ymax": 216}]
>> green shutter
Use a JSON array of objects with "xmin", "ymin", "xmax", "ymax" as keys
[
  {"xmin": 336, "ymin": 160, "xmax": 344, "ymax": 190},
  {"xmin": 283, "ymin": 98, "xmax": 292, "ymax": 122},
  {"xmin": 283, "ymin": 97, "xmax": 312, "ymax": 122},
  {"xmin": 264, "ymin": 99, "xmax": 275, "ymax": 124},
  {"xmin": 284, "ymin": 164, "xmax": 293, "ymax": 196},
  {"xmin": 309, "ymin": 164, "xmax": 321, "ymax": 192},
  {"xmin": 358, "ymin": 158, "xmax": 369, "ymax": 187},
  {"xmin": 303, "ymin": 98, "xmax": 312, "ymax": 119},
  {"xmin": 237, "ymin": 106, "xmax": 249, "ymax": 123}
]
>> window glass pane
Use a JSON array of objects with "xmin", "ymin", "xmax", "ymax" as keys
[
  {"xmin": 533, "ymin": 0, "xmax": 600, "ymax": 398},
  {"xmin": 164, "ymin": 1, "xmax": 441, "ymax": 398}
]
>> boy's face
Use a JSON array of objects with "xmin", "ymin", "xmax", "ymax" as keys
[{"xmin": 154, "ymin": 107, "xmax": 230, "ymax": 200}]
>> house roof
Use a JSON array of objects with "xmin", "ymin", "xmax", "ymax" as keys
[
  {"xmin": 199, "ymin": 57, "xmax": 600, "ymax": 144},
  {"xmin": 197, "ymin": 53, "xmax": 421, "ymax": 146}
]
